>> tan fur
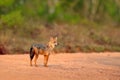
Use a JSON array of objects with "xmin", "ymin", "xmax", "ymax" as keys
[{"xmin": 30, "ymin": 37, "xmax": 57, "ymax": 67}]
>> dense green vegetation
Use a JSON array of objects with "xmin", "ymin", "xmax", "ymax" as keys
[{"xmin": 0, "ymin": 0, "xmax": 120, "ymax": 54}]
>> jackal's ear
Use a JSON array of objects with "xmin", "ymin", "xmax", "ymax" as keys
[{"xmin": 54, "ymin": 37, "xmax": 57, "ymax": 40}]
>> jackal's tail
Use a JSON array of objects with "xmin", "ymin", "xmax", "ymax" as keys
[{"xmin": 30, "ymin": 47, "xmax": 34, "ymax": 60}]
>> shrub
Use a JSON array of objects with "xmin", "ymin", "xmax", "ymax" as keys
[
  {"xmin": 0, "ymin": 0, "xmax": 15, "ymax": 7},
  {"xmin": 1, "ymin": 10, "xmax": 24, "ymax": 27}
]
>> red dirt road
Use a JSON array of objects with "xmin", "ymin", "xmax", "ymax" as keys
[{"xmin": 0, "ymin": 52, "xmax": 120, "ymax": 80}]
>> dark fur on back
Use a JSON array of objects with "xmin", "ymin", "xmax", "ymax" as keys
[
  {"xmin": 29, "ymin": 44, "xmax": 47, "ymax": 60},
  {"xmin": 32, "ymin": 44, "xmax": 47, "ymax": 50}
]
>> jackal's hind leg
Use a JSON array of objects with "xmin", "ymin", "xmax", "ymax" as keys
[
  {"xmin": 30, "ymin": 59, "xmax": 32, "ymax": 66},
  {"xmin": 34, "ymin": 54, "xmax": 39, "ymax": 66}
]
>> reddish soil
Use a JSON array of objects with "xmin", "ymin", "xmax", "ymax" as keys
[{"xmin": 0, "ymin": 52, "xmax": 120, "ymax": 80}]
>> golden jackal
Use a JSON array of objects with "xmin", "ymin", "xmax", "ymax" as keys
[{"xmin": 30, "ymin": 36, "xmax": 58, "ymax": 67}]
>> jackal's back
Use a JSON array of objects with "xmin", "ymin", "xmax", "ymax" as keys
[{"xmin": 31, "ymin": 44, "xmax": 47, "ymax": 50}]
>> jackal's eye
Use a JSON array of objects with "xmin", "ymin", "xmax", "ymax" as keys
[{"xmin": 54, "ymin": 41, "xmax": 57, "ymax": 44}]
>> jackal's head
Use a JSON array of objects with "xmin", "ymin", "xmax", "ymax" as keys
[{"xmin": 47, "ymin": 36, "xmax": 58, "ymax": 49}]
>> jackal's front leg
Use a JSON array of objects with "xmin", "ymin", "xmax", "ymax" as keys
[{"xmin": 44, "ymin": 55, "xmax": 49, "ymax": 67}]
